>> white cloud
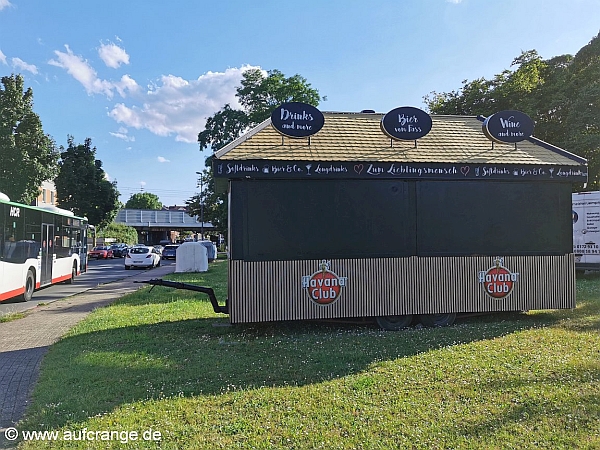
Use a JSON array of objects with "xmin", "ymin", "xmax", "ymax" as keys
[
  {"xmin": 49, "ymin": 45, "xmax": 138, "ymax": 98},
  {"xmin": 114, "ymin": 74, "xmax": 139, "ymax": 97},
  {"xmin": 109, "ymin": 127, "xmax": 135, "ymax": 142},
  {"xmin": 108, "ymin": 65, "xmax": 261, "ymax": 143},
  {"xmin": 446, "ymin": 0, "xmax": 463, "ymax": 3},
  {"xmin": 98, "ymin": 42, "xmax": 130, "ymax": 69},
  {"xmin": 0, "ymin": 49, "xmax": 6, "ymax": 65},
  {"xmin": 48, "ymin": 43, "xmax": 263, "ymax": 145},
  {"xmin": 12, "ymin": 57, "xmax": 38, "ymax": 74},
  {"xmin": 0, "ymin": 0, "xmax": 12, "ymax": 11},
  {"xmin": 157, "ymin": 156, "xmax": 170, "ymax": 163}
]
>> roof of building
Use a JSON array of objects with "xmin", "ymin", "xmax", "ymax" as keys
[{"xmin": 215, "ymin": 112, "xmax": 585, "ymax": 166}]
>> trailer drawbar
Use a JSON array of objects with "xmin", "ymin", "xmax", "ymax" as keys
[{"xmin": 135, "ymin": 279, "xmax": 228, "ymax": 314}]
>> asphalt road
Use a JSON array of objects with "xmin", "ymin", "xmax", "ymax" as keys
[{"xmin": 0, "ymin": 256, "xmax": 176, "ymax": 317}]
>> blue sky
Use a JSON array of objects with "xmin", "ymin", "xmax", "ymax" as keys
[{"xmin": 0, "ymin": 0, "xmax": 598, "ymax": 206}]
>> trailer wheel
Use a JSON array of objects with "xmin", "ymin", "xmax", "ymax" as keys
[
  {"xmin": 21, "ymin": 270, "xmax": 35, "ymax": 302},
  {"xmin": 418, "ymin": 313, "xmax": 456, "ymax": 328},
  {"xmin": 376, "ymin": 315, "xmax": 413, "ymax": 331}
]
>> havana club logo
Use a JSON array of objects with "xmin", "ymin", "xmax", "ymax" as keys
[
  {"xmin": 478, "ymin": 257, "xmax": 520, "ymax": 299},
  {"xmin": 302, "ymin": 260, "xmax": 347, "ymax": 305}
]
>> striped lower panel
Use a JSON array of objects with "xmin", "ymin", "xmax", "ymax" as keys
[{"xmin": 228, "ymin": 255, "xmax": 576, "ymax": 324}]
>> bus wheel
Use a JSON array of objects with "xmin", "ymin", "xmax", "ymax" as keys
[
  {"xmin": 376, "ymin": 315, "xmax": 413, "ymax": 331},
  {"xmin": 66, "ymin": 264, "xmax": 76, "ymax": 284},
  {"xmin": 21, "ymin": 270, "xmax": 35, "ymax": 302},
  {"xmin": 418, "ymin": 313, "xmax": 456, "ymax": 328}
]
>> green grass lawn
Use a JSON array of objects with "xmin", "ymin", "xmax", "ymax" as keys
[{"xmin": 16, "ymin": 261, "xmax": 600, "ymax": 449}]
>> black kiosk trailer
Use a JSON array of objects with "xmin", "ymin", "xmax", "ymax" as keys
[{"xmin": 212, "ymin": 104, "xmax": 588, "ymax": 330}]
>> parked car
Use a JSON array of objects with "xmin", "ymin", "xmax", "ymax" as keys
[
  {"xmin": 161, "ymin": 244, "xmax": 179, "ymax": 260},
  {"xmin": 110, "ymin": 243, "xmax": 128, "ymax": 258},
  {"xmin": 125, "ymin": 245, "xmax": 161, "ymax": 269},
  {"xmin": 89, "ymin": 246, "xmax": 114, "ymax": 259}
]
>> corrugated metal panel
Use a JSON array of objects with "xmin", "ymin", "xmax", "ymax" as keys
[
  {"xmin": 113, "ymin": 209, "xmax": 213, "ymax": 229},
  {"xmin": 228, "ymin": 255, "xmax": 575, "ymax": 324}
]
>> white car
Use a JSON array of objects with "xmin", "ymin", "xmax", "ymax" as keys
[{"xmin": 124, "ymin": 245, "xmax": 161, "ymax": 269}]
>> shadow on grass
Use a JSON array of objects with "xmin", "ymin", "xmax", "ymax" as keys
[{"xmin": 21, "ymin": 301, "xmax": 573, "ymax": 431}]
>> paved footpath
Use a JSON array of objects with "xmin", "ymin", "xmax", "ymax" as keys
[{"xmin": 0, "ymin": 265, "xmax": 175, "ymax": 447}]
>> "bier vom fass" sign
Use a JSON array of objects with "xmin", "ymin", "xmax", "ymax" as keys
[
  {"xmin": 483, "ymin": 110, "xmax": 535, "ymax": 144},
  {"xmin": 271, "ymin": 102, "xmax": 325, "ymax": 138},
  {"xmin": 381, "ymin": 106, "xmax": 432, "ymax": 141}
]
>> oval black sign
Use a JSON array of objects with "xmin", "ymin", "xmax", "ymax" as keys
[
  {"xmin": 483, "ymin": 110, "xmax": 534, "ymax": 144},
  {"xmin": 271, "ymin": 102, "xmax": 325, "ymax": 138},
  {"xmin": 381, "ymin": 106, "xmax": 432, "ymax": 141}
]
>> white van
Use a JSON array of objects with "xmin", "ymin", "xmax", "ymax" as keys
[{"xmin": 573, "ymin": 191, "xmax": 600, "ymax": 271}]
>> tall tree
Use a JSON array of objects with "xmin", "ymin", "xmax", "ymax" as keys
[
  {"xmin": 424, "ymin": 50, "xmax": 547, "ymax": 117},
  {"xmin": 55, "ymin": 137, "xmax": 120, "ymax": 227},
  {"xmin": 424, "ymin": 32, "xmax": 600, "ymax": 188},
  {"xmin": 564, "ymin": 34, "xmax": 600, "ymax": 189},
  {"xmin": 125, "ymin": 192, "xmax": 163, "ymax": 210},
  {"xmin": 0, "ymin": 74, "xmax": 59, "ymax": 203},
  {"xmin": 190, "ymin": 69, "xmax": 322, "ymax": 232}
]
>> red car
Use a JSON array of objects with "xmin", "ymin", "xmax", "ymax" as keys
[{"xmin": 88, "ymin": 246, "xmax": 114, "ymax": 259}]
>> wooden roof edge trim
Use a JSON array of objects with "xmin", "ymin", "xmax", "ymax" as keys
[
  {"xmin": 526, "ymin": 135, "xmax": 588, "ymax": 165},
  {"xmin": 214, "ymin": 118, "xmax": 272, "ymax": 158},
  {"xmin": 476, "ymin": 114, "xmax": 588, "ymax": 166},
  {"xmin": 217, "ymin": 155, "xmax": 582, "ymax": 165}
]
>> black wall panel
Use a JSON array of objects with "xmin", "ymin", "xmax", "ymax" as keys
[
  {"xmin": 230, "ymin": 179, "xmax": 573, "ymax": 261},
  {"xmin": 230, "ymin": 179, "xmax": 416, "ymax": 261},
  {"xmin": 416, "ymin": 181, "xmax": 572, "ymax": 256}
]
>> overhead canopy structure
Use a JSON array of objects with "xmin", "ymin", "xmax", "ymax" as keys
[
  {"xmin": 114, "ymin": 209, "xmax": 213, "ymax": 231},
  {"xmin": 113, "ymin": 209, "xmax": 214, "ymax": 244}
]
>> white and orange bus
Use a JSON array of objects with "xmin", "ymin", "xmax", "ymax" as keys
[{"xmin": 0, "ymin": 192, "xmax": 88, "ymax": 302}]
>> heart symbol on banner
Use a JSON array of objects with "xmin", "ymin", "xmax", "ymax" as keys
[
  {"xmin": 354, "ymin": 164, "xmax": 364, "ymax": 174},
  {"xmin": 460, "ymin": 166, "xmax": 470, "ymax": 176}
]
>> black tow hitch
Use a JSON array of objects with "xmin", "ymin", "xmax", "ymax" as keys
[{"xmin": 135, "ymin": 278, "xmax": 228, "ymax": 314}]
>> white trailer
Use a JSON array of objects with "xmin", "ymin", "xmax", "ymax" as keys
[{"xmin": 573, "ymin": 191, "xmax": 600, "ymax": 271}]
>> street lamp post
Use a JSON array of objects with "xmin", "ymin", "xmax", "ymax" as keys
[{"xmin": 196, "ymin": 171, "xmax": 204, "ymax": 240}]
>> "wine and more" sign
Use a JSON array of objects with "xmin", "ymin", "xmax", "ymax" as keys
[{"xmin": 483, "ymin": 110, "xmax": 534, "ymax": 144}]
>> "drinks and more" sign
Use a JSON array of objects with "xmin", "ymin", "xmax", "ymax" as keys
[{"xmin": 271, "ymin": 102, "xmax": 325, "ymax": 138}]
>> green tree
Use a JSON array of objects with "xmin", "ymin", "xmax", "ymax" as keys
[
  {"xmin": 55, "ymin": 137, "xmax": 120, "ymax": 227},
  {"xmin": 424, "ymin": 32, "xmax": 600, "ymax": 188},
  {"xmin": 563, "ymin": 34, "xmax": 600, "ymax": 188},
  {"xmin": 97, "ymin": 223, "xmax": 138, "ymax": 245},
  {"xmin": 125, "ymin": 192, "xmax": 163, "ymax": 210},
  {"xmin": 0, "ymin": 74, "xmax": 59, "ymax": 203},
  {"xmin": 191, "ymin": 69, "xmax": 322, "ymax": 232},
  {"xmin": 424, "ymin": 50, "xmax": 547, "ymax": 117}
]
